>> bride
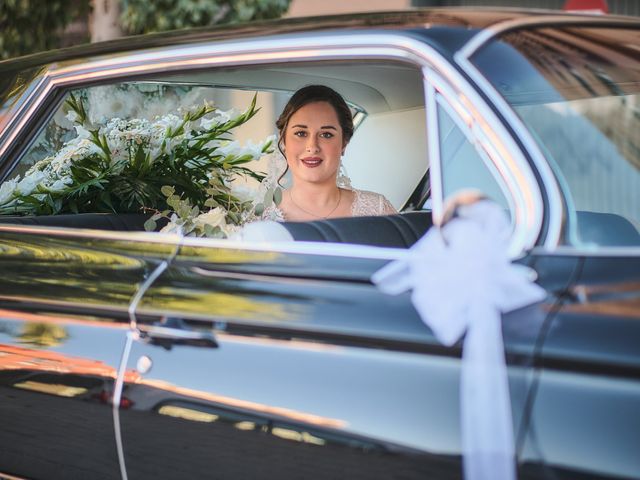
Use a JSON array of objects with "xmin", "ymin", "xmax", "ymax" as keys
[{"xmin": 263, "ymin": 85, "xmax": 396, "ymax": 221}]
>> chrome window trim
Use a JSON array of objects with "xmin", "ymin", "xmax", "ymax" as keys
[
  {"xmin": 434, "ymin": 92, "xmax": 517, "ymax": 223},
  {"xmin": 454, "ymin": 54, "xmax": 564, "ymax": 251},
  {"xmin": 0, "ymin": 31, "xmax": 544, "ymax": 258},
  {"xmin": 427, "ymin": 69, "xmax": 542, "ymax": 257},
  {"xmin": 0, "ymin": 72, "xmax": 48, "ymax": 150},
  {"xmin": 456, "ymin": 16, "xmax": 640, "ymax": 251},
  {"xmin": 0, "ymin": 35, "xmax": 427, "ymax": 161},
  {"xmin": 425, "ymin": 67, "xmax": 543, "ymax": 256},
  {"xmin": 113, "ymin": 332, "xmax": 133, "ymax": 480},
  {"xmin": 530, "ymin": 246, "xmax": 640, "ymax": 257},
  {"xmin": 0, "ymin": 222, "xmax": 407, "ymax": 260},
  {"xmin": 424, "ymin": 79, "xmax": 443, "ymax": 223}
]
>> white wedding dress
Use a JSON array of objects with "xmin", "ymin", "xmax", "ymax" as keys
[{"xmin": 262, "ymin": 188, "xmax": 397, "ymax": 222}]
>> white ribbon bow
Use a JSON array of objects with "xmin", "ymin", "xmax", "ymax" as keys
[{"xmin": 372, "ymin": 200, "xmax": 546, "ymax": 480}]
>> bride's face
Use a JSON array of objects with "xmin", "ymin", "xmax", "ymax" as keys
[{"xmin": 283, "ymin": 101, "xmax": 344, "ymax": 186}]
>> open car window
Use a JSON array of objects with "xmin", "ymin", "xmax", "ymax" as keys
[{"xmin": 0, "ymin": 61, "xmax": 428, "ymax": 245}]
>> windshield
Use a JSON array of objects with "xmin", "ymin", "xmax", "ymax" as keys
[{"xmin": 472, "ymin": 25, "xmax": 640, "ymax": 247}]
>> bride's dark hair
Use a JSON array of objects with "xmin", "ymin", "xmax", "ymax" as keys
[{"xmin": 275, "ymin": 85, "xmax": 353, "ymax": 185}]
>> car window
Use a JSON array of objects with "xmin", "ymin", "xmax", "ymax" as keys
[
  {"xmin": 0, "ymin": 61, "xmax": 427, "ymax": 242},
  {"xmin": 436, "ymin": 96, "xmax": 513, "ymax": 222},
  {"xmin": 472, "ymin": 26, "xmax": 640, "ymax": 247}
]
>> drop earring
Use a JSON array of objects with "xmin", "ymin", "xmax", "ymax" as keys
[{"xmin": 336, "ymin": 158, "xmax": 352, "ymax": 189}]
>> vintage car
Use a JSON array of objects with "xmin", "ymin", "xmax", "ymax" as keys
[{"xmin": 0, "ymin": 7, "xmax": 639, "ymax": 480}]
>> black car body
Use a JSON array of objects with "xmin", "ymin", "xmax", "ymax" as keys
[{"xmin": 0, "ymin": 8, "xmax": 639, "ymax": 480}]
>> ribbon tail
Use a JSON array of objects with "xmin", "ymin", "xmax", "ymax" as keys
[{"xmin": 461, "ymin": 302, "xmax": 516, "ymax": 480}]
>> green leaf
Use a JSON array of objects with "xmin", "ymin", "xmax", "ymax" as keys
[
  {"xmin": 273, "ymin": 187, "xmax": 282, "ymax": 206},
  {"xmin": 161, "ymin": 185, "xmax": 175, "ymax": 197},
  {"xmin": 167, "ymin": 195, "xmax": 180, "ymax": 208},
  {"xmin": 203, "ymin": 223, "xmax": 216, "ymax": 237},
  {"xmin": 264, "ymin": 187, "xmax": 274, "ymax": 208},
  {"xmin": 144, "ymin": 218, "xmax": 157, "ymax": 231},
  {"xmin": 177, "ymin": 205, "xmax": 191, "ymax": 218},
  {"xmin": 99, "ymin": 191, "xmax": 115, "ymax": 212}
]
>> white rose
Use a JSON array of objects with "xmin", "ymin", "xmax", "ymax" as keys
[
  {"xmin": 244, "ymin": 139, "xmax": 265, "ymax": 160},
  {"xmin": 194, "ymin": 208, "xmax": 227, "ymax": 229},
  {"xmin": 216, "ymin": 141, "xmax": 242, "ymax": 158},
  {"xmin": 230, "ymin": 183, "xmax": 259, "ymax": 203},
  {"xmin": 200, "ymin": 117, "xmax": 219, "ymax": 130},
  {"xmin": 216, "ymin": 109, "xmax": 235, "ymax": 124},
  {"xmin": 65, "ymin": 109, "xmax": 80, "ymax": 123},
  {"xmin": 48, "ymin": 177, "xmax": 72, "ymax": 192},
  {"xmin": 0, "ymin": 180, "xmax": 18, "ymax": 205},
  {"xmin": 74, "ymin": 125, "xmax": 91, "ymax": 139},
  {"xmin": 200, "ymin": 109, "xmax": 233, "ymax": 130},
  {"xmin": 16, "ymin": 171, "xmax": 46, "ymax": 196},
  {"xmin": 154, "ymin": 113, "xmax": 183, "ymax": 133},
  {"xmin": 160, "ymin": 222, "xmax": 182, "ymax": 234}
]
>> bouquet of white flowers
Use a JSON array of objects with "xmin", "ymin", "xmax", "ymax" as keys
[{"xmin": 0, "ymin": 91, "xmax": 274, "ymax": 237}]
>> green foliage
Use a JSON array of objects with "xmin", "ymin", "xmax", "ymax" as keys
[
  {"xmin": 119, "ymin": 0, "xmax": 291, "ymax": 35},
  {"xmin": 0, "ymin": 0, "xmax": 88, "ymax": 60},
  {"xmin": 0, "ymin": 0, "xmax": 290, "ymax": 59},
  {"xmin": 0, "ymin": 92, "xmax": 272, "ymax": 229}
]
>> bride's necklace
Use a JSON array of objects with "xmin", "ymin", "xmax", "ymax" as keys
[{"xmin": 289, "ymin": 189, "xmax": 342, "ymax": 219}]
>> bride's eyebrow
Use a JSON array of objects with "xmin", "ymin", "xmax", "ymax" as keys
[{"xmin": 290, "ymin": 124, "xmax": 337, "ymax": 130}]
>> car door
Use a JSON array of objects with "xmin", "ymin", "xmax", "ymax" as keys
[
  {"xmin": 519, "ymin": 252, "xmax": 640, "ymax": 480},
  {"xmin": 114, "ymin": 240, "xmax": 552, "ymax": 480},
  {"xmin": 0, "ymin": 226, "xmax": 176, "ymax": 480}
]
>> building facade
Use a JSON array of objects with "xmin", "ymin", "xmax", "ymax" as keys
[{"xmin": 286, "ymin": 0, "xmax": 640, "ymax": 17}]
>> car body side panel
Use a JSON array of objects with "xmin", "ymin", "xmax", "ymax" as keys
[
  {"xmin": 521, "ymin": 255, "xmax": 640, "ymax": 479},
  {"xmin": 0, "ymin": 228, "xmax": 176, "ymax": 479},
  {"xmin": 121, "ymin": 334, "xmax": 462, "ymax": 479},
  {"xmin": 116, "ymin": 246, "xmax": 555, "ymax": 479},
  {"xmin": 0, "ymin": 311, "xmax": 126, "ymax": 480}
]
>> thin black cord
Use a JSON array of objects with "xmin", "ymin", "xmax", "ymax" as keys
[{"xmin": 515, "ymin": 256, "xmax": 585, "ymax": 476}]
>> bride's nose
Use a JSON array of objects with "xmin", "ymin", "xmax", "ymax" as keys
[{"xmin": 306, "ymin": 137, "xmax": 319, "ymax": 153}]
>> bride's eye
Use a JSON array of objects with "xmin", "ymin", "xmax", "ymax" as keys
[
  {"xmin": 320, "ymin": 131, "xmax": 334, "ymax": 138},
  {"xmin": 293, "ymin": 130, "xmax": 307, "ymax": 137}
]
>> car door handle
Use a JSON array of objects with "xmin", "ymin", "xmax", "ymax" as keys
[{"xmin": 139, "ymin": 317, "xmax": 219, "ymax": 349}]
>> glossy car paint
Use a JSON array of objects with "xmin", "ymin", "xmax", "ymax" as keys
[
  {"xmin": 521, "ymin": 254, "xmax": 640, "ymax": 479},
  {"xmin": 119, "ymin": 244, "xmax": 549, "ymax": 479},
  {"xmin": 0, "ymin": 8, "xmax": 637, "ymax": 480},
  {"xmin": 0, "ymin": 229, "xmax": 175, "ymax": 479}
]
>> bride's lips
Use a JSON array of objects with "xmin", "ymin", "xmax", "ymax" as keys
[{"xmin": 301, "ymin": 156, "xmax": 322, "ymax": 168}]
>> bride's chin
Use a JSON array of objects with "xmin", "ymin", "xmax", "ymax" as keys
[{"xmin": 294, "ymin": 172, "xmax": 338, "ymax": 186}]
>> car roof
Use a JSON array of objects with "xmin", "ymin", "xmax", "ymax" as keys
[{"xmin": 1, "ymin": 7, "xmax": 638, "ymax": 72}]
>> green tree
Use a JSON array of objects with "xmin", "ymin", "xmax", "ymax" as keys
[
  {"xmin": 0, "ymin": 0, "xmax": 88, "ymax": 60},
  {"xmin": 119, "ymin": 0, "xmax": 292, "ymax": 35},
  {"xmin": 1, "ymin": 0, "xmax": 291, "ymax": 60}
]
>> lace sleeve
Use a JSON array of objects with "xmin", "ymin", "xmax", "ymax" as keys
[
  {"xmin": 261, "ymin": 204, "xmax": 286, "ymax": 222},
  {"xmin": 379, "ymin": 195, "xmax": 398, "ymax": 215},
  {"xmin": 352, "ymin": 189, "xmax": 398, "ymax": 216}
]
